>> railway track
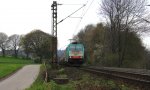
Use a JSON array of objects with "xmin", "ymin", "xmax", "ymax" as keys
[{"xmin": 80, "ymin": 66, "xmax": 150, "ymax": 89}]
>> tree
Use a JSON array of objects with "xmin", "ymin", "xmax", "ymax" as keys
[
  {"xmin": 124, "ymin": 32, "xmax": 145, "ymax": 68},
  {"xmin": 20, "ymin": 35, "xmax": 30, "ymax": 59},
  {"xmin": 0, "ymin": 32, "xmax": 8, "ymax": 57},
  {"xmin": 22, "ymin": 30, "xmax": 52, "ymax": 62},
  {"xmin": 75, "ymin": 24, "xmax": 105, "ymax": 64},
  {"xmin": 8, "ymin": 34, "xmax": 20, "ymax": 58},
  {"xmin": 101, "ymin": 0, "xmax": 147, "ymax": 67},
  {"xmin": 76, "ymin": 22, "xmax": 146, "ymax": 68},
  {"xmin": 145, "ymin": 49, "xmax": 150, "ymax": 69}
]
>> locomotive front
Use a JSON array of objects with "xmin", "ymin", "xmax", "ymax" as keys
[{"xmin": 66, "ymin": 42, "xmax": 84, "ymax": 64}]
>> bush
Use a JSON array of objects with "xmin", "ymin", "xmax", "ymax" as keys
[
  {"xmin": 32, "ymin": 57, "xmax": 41, "ymax": 63},
  {"xmin": 102, "ymin": 53, "xmax": 119, "ymax": 67}
]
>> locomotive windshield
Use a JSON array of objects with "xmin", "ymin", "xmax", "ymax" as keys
[{"xmin": 69, "ymin": 45, "xmax": 82, "ymax": 51}]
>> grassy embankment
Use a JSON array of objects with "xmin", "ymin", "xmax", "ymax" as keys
[
  {"xmin": 26, "ymin": 64, "xmax": 50, "ymax": 90},
  {"xmin": 27, "ymin": 65, "xmax": 135, "ymax": 90},
  {"xmin": 0, "ymin": 56, "xmax": 33, "ymax": 79},
  {"xmin": 27, "ymin": 65, "xmax": 74, "ymax": 90}
]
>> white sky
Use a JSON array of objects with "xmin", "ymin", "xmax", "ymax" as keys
[{"xmin": 0, "ymin": 0, "xmax": 150, "ymax": 50}]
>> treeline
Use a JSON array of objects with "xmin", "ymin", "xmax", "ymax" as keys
[
  {"xmin": 75, "ymin": 23, "xmax": 150, "ymax": 69},
  {"xmin": 0, "ymin": 33, "xmax": 21, "ymax": 58},
  {"xmin": 74, "ymin": 0, "xmax": 150, "ymax": 69},
  {"xmin": 0, "ymin": 30, "xmax": 52, "ymax": 63}
]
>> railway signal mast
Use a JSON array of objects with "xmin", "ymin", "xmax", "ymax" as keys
[
  {"xmin": 51, "ymin": 1, "xmax": 58, "ymax": 63},
  {"xmin": 51, "ymin": 1, "xmax": 86, "ymax": 63}
]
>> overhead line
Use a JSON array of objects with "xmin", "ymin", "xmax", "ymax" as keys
[
  {"xmin": 81, "ymin": 0, "xmax": 95, "ymax": 18},
  {"xmin": 57, "ymin": 4, "xmax": 86, "ymax": 25},
  {"xmin": 61, "ymin": 4, "xmax": 85, "ymax": 5},
  {"xmin": 73, "ymin": 0, "xmax": 95, "ymax": 36}
]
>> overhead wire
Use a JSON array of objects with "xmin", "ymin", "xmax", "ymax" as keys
[
  {"xmin": 57, "ymin": 4, "xmax": 86, "ymax": 25},
  {"xmin": 57, "ymin": 0, "xmax": 94, "ymax": 49},
  {"xmin": 72, "ymin": 0, "xmax": 95, "ymax": 37},
  {"xmin": 60, "ymin": 4, "xmax": 85, "ymax": 5}
]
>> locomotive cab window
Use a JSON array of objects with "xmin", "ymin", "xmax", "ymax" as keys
[{"xmin": 69, "ymin": 45, "xmax": 82, "ymax": 51}]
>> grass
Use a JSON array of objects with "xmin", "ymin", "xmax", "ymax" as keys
[
  {"xmin": 0, "ymin": 56, "xmax": 33, "ymax": 64},
  {"xmin": 0, "ymin": 64, "xmax": 24, "ymax": 78},
  {"xmin": 26, "ymin": 76, "xmax": 50, "ymax": 90},
  {"xmin": 72, "ymin": 74, "xmax": 132, "ymax": 90},
  {"xmin": 27, "ymin": 65, "xmax": 135, "ymax": 90},
  {"xmin": 26, "ymin": 64, "xmax": 51, "ymax": 90},
  {"xmin": 50, "ymin": 80, "xmax": 74, "ymax": 90},
  {"xmin": 26, "ymin": 65, "xmax": 75, "ymax": 90},
  {"xmin": 27, "ymin": 79, "xmax": 74, "ymax": 90},
  {"xmin": 0, "ymin": 56, "xmax": 33, "ymax": 79}
]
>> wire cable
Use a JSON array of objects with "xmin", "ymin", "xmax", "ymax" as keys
[
  {"xmin": 72, "ymin": 0, "xmax": 95, "ymax": 36},
  {"xmin": 57, "ymin": 4, "xmax": 86, "ymax": 25},
  {"xmin": 60, "ymin": 4, "xmax": 85, "ymax": 5}
]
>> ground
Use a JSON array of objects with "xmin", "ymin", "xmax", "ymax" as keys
[{"xmin": 0, "ymin": 65, "xmax": 40, "ymax": 90}]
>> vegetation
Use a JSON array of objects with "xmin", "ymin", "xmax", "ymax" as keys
[
  {"xmin": 72, "ymin": 74, "xmax": 132, "ymax": 90},
  {"xmin": 26, "ymin": 65, "xmax": 75, "ymax": 90},
  {"xmin": 0, "ymin": 0, "xmax": 150, "ymax": 89},
  {"xmin": 0, "ymin": 32, "xmax": 8, "ymax": 57},
  {"xmin": 21, "ymin": 30, "xmax": 52, "ymax": 63},
  {"xmin": 26, "ymin": 64, "xmax": 50, "ymax": 90},
  {"xmin": 0, "ymin": 56, "xmax": 33, "ymax": 79},
  {"xmin": 0, "ymin": 32, "xmax": 21, "ymax": 58},
  {"xmin": 100, "ymin": 0, "xmax": 148, "ymax": 67},
  {"xmin": 145, "ymin": 49, "xmax": 150, "ymax": 69},
  {"xmin": 0, "ymin": 64, "xmax": 23, "ymax": 78},
  {"xmin": 75, "ymin": 0, "xmax": 150, "ymax": 68},
  {"xmin": 0, "ymin": 30, "xmax": 53, "ymax": 63},
  {"xmin": 27, "ymin": 66, "xmax": 136, "ymax": 90},
  {"xmin": 76, "ymin": 23, "xmax": 147, "ymax": 68},
  {"xmin": 27, "ymin": 80, "xmax": 74, "ymax": 90},
  {"xmin": 0, "ymin": 56, "xmax": 33, "ymax": 64},
  {"xmin": 26, "ymin": 65, "xmax": 73, "ymax": 90},
  {"xmin": 8, "ymin": 34, "xmax": 21, "ymax": 58}
]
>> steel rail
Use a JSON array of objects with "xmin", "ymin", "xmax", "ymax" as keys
[{"xmin": 80, "ymin": 67, "xmax": 150, "ymax": 88}]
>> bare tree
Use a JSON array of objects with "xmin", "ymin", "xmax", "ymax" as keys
[
  {"xmin": 101, "ymin": 0, "xmax": 148, "ymax": 67},
  {"xmin": 0, "ymin": 32, "xmax": 8, "ymax": 56},
  {"xmin": 8, "ymin": 34, "xmax": 20, "ymax": 57}
]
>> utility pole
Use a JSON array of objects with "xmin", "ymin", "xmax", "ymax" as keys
[
  {"xmin": 51, "ymin": 1, "xmax": 86, "ymax": 64},
  {"xmin": 51, "ymin": 1, "xmax": 57, "ymax": 63}
]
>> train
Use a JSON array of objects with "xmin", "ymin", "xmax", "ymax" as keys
[{"xmin": 65, "ymin": 41, "xmax": 85, "ymax": 65}]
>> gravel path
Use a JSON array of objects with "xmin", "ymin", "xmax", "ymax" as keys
[{"xmin": 0, "ymin": 65, "xmax": 40, "ymax": 90}]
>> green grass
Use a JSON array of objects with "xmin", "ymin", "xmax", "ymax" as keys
[
  {"xmin": 0, "ymin": 64, "xmax": 24, "ymax": 78},
  {"xmin": 26, "ymin": 65, "xmax": 74, "ymax": 90},
  {"xmin": 50, "ymin": 80, "xmax": 74, "ymax": 90},
  {"xmin": 26, "ymin": 76, "xmax": 50, "ymax": 90},
  {"xmin": 26, "ymin": 65, "xmax": 134, "ymax": 90},
  {"xmin": 26, "ymin": 64, "xmax": 50, "ymax": 90},
  {"xmin": 0, "ymin": 56, "xmax": 33, "ymax": 64},
  {"xmin": 0, "ymin": 56, "xmax": 33, "ymax": 79}
]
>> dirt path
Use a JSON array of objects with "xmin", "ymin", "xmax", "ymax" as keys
[{"xmin": 0, "ymin": 65, "xmax": 40, "ymax": 90}]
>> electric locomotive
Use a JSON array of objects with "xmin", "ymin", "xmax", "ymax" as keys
[{"xmin": 65, "ymin": 42, "xmax": 84, "ymax": 65}]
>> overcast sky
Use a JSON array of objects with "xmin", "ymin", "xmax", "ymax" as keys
[{"xmin": 0, "ymin": 0, "xmax": 150, "ymax": 50}]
